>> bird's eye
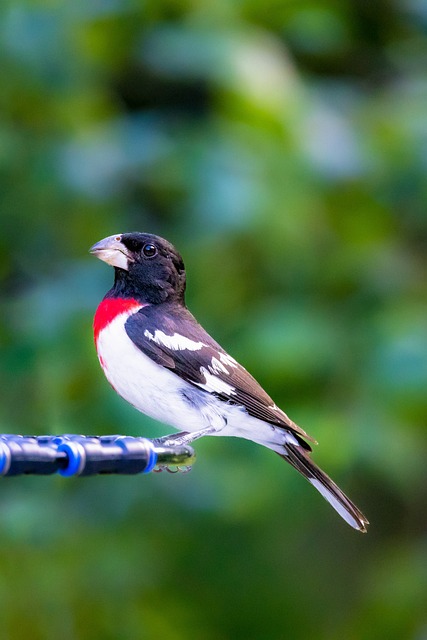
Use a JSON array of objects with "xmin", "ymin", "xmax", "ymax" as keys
[{"xmin": 143, "ymin": 243, "xmax": 157, "ymax": 257}]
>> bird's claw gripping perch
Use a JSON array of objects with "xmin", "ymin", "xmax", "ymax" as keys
[{"xmin": 152, "ymin": 426, "xmax": 217, "ymax": 448}]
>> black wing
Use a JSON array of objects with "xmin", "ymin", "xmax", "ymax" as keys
[{"xmin": 125, "ymin": 304, "xmax": 314, "ymax": 446}]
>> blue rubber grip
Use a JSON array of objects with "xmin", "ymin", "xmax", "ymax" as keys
[
  {"xmin": 142, "ymin": 440, "xmax": 157, "ymax": 474},
  {"xmin": 0, "ymin": 442, "xmax": 11, "ymax": 475},
  {"xmin": 57, "ymin": 441, "xmax": 86, "ymax": 476}
]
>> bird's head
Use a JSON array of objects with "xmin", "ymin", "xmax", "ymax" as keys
[{"xmin": 90, "ymin": 232, "xmax": 186, "ymax": 304}]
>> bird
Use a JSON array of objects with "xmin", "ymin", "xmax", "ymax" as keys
[{"xmin": 90, "ymin": 232, "xmax": 368, "ymax": 532}]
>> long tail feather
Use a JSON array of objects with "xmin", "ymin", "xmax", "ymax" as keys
[{"xmin": 279, "ymin": 444, "xmax": 369, "ymax": 532}]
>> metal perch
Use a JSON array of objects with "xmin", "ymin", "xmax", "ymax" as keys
[{"xmin": 0, "ymin": 434, "xmax": 196, "ymax": 477}]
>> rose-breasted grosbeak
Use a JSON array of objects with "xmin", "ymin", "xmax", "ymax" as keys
[{"xmin": 90, "ymin": 232, "xmax": 368, "ymax": 532}]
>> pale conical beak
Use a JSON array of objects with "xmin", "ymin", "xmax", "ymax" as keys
[{"xmin": 89, "ymin": 234, "xmax": 130, "ymax": 270}]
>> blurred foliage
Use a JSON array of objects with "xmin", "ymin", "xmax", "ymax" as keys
[{"xmin": 0, "ymin": 0, "xmax": 427, "ymax": 638}]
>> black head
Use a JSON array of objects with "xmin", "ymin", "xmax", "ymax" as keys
[{"xmin": 90, "ymin": 232, "xmax": 186, "ymax": 304}]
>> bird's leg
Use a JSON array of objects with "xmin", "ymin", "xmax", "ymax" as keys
[{"xmin": 153, "ymin": 426, "xmax": 217, "ymax": 447}]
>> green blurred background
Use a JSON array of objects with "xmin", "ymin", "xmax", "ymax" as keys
[{"xmin": 1, "ymin": 1, "xmax": 426, "ymax": 638}]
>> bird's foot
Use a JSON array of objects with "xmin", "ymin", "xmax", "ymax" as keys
[{"xmin": 153, "ymin": 426, "xmax": 217, "ymax": 448}]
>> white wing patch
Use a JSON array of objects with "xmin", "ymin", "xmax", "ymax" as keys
[
  {"xmin": 197, "ymin": 367, "xmax": 236, "ymax": 396},
  {"xmin": 144, "ymin": 329, "xmax": 205, "ymax": 351},
  {"xmin": 209, "ymin": 357, "xmax": 230, "ymax": 375},
  {"xmin": 219, "ymin": 352, "xmax": 238, "ymax": 367},
  {"xmin": 207, "ymin": 351, "xmax": 239, "ymax": 375}
]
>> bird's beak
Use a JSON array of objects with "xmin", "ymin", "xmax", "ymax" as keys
[{"xmin": 90, "ymin": 234, "xmax": 130, "ymax": 271}]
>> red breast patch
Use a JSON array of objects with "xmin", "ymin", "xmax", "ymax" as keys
[{"xmin": 94, "ymin": 297, "xmax": 144, "ymax": 344}]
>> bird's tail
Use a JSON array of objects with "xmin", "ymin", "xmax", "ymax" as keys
[{"xmin": 278, "ymin": 443, "xmax": 369, "ymax": 532}]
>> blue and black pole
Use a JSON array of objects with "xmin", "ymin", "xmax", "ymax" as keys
[{"xmin": 0, "ymin": 435, "xmax": 195, "ymax": 477}]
